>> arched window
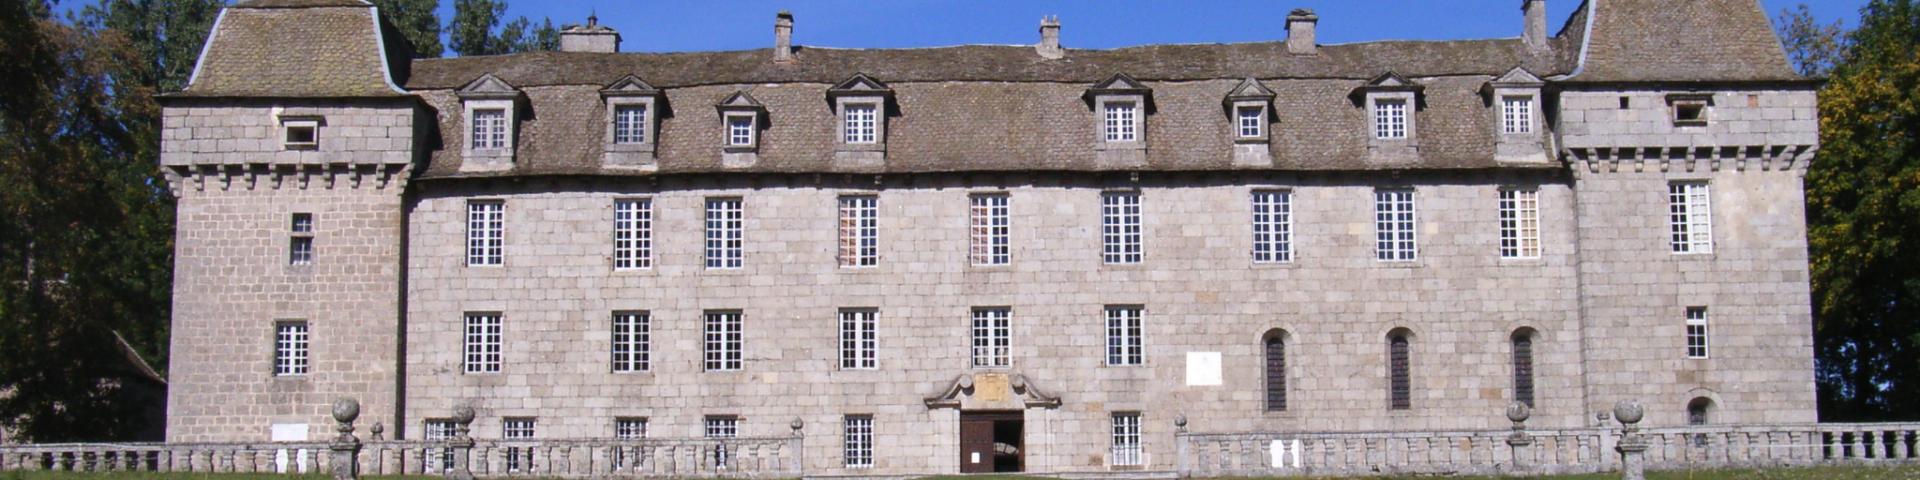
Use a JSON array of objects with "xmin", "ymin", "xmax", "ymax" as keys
[
  {"xmin": 1512, "ymin": 329, "xmax": 1537, "ymax": 408},
  {"xmin": 1388, "ymin": 330, "xmax": 1412, "ymax": 410},
  {"xmin": 1263, "ymin": 330, "xmax": 1287, "ymax": 412},
  {"xmin": 1687, "ymin": 397, "xmax": 1714, "ymax": 446}
]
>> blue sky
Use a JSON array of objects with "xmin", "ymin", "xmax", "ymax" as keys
[{"xmin": 446, "ymin": 0, "xmax": 1868, "ymax": 55}]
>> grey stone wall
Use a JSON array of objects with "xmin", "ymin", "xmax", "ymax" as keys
[
  {"xmin": 161, "ymin": 100, "xmax": 414, "ymax": 442},
  {"xmin": 402, "ymin": 171, "xmax": 1582, "ymax": 474}
]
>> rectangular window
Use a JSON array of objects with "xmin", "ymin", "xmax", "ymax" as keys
[
  {"xmin": 726, "ymin": 115, "xmax": 754, "ymax": 146},
  {"xmin": 282, "ymin": 119, "xmax": 318, "ymax": 150},
  {"xmin": 1390, "ymin": 335, "xmax": 1412, "ymax": 410},
  {"xmin": 1111, "ymin": 413, "xmax": 1142, "ymax": 467},
  {"xmin": 613, "ymin": 199, "xmax": 653, "ymax": 270},
  {"xmin": 1237, "ymin": 106, "xmax": 1263, "ymax": 138},
  {"xmin": 843, "ymin": 416, "xmax": 874, "ymax": 469},
  {"xmin": 1499, "ymin": 188, "xmax": 1542, "ymax": 259},
  {"xmin": 1502, "ymin": 96, "xmax": 1534, "ymax": 134},
  {"xmin": 971, "ymin": 308, "xmax": 1012, "ymax": 368},
  {"xmin": 274, "ymin": 321, "xmax": 309, "ymax": 376},
  {"xmin": 703, "ymin": 311, "xmax": 743, "ymax": 372},
  {"xmin": 466, "ymin": 201, "xmax": 504, "ymax": 266},
  {"xmin": 839, "ymin": 309, "xmax": 878, "ymax": 370},
  {"xmin": 969, "ymin": 194, "xmax": 1011, "ymax": 266},
  {"xmin": 844, "ymin": 104, "xmax": 877, "ymax": 144},
  {"xmin": 1374, "ymin": 99, "xmax": 1408, "ymax": 139},
  {"xmin": 1251, "ymin": 190, "xmax": 1293, "ymax": 263},
  {"xmin": 1104, "ymin": 102, "xmax": 1138, "ymax": 142},
  {"xmin": 705, "ymin": 198, "xmax": 744, "ymax": 269},
  {"xmin": 1105, "ymin": 306, "xmax": 1144, "ymax": 366},
  {"xmin": 1686, "ymin": 307, "xmax": 1709, "ymax": 359},
  {"xmin": 1674, "ymin": 100, "xmax": 1709, "ymax": 126},
  {"xmin": 289, "ymin": 213, "xmax": 314, "ymax": 266},
  {"xmin": 425, "ymin": 420, "xmax": 457, "ymax": 473},
  {"xmin": 1669, "ymin": 182, "xmax": 1713, "ymax": 254},
  {"xmin": 471, "ymin": 108, "xmax": 507, "ymax": 150},
  {"xmin": 612, "ymin": 417, "xmax": 647, "ymax": 470},
  {"xmin": 613, "ymin": 105, "xmax": 647, "ymax": 144},
  {"xmin": 1374, "ymin": 189, "xmax": 1418, "ymax": 261},
  {"xmin": 503, "ymin": 418, "xmax": 535, "ymax": 473},
  {"xmin": 704, "ymin": 416, "xmax": 738, "ymax": 469},
  {"xmin": 1102, "ymin": 192, "xmax": 1143, "ymax": 264},
  {"xmin": 838, "ymin": 196, "xmax": 879, "ymax": 267},
  {"xmin": 463, "ymin": 313, "xmax": 502, "ymax": 374},
  {"xmin": 611, "ymin": 312, "xmax": 650, "ymax": 373}
]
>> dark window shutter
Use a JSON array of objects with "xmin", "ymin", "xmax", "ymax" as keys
[
  {"xmin": 1513, "ymin": 335, "xmax": 1535, "ymax": 408},
  {"xmin": 1389, "ymin": 335, "xmax": 1411, "ymax": 410},
  {"xmin": 1265, "ymin": 336, "xmax": 1287, "ymax": 412}
]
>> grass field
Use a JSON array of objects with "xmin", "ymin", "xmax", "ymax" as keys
[{"xmin": 2, "ymin": 465, "xmax": 1917, "ymax": 480}]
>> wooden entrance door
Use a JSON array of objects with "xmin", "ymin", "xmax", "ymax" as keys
[{"xmin": 959, "ymin": 411, "xmax": 1023, "ymax": 473}]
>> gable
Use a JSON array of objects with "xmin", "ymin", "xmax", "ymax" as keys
[{"xmin": 601, "ymin": 75, "xmax": 661, "ymax": 97}]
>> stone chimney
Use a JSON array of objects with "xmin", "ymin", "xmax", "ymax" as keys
[
  {"xmin": 558, "ymin": 14, "xmax": 620, "ymax": 53},
  {"xmin": 1286, "ymin": 9, "xmax": 1318, "ymax": 55},
  {"xmin": 774, "ymin": 11, "xmax": 795, "ymax": 63},
  {"xmin": 1036, "ymin": 16, "xmax": 1063, "ymax": 59},
  {"xmin": 1522, "ymin": 0, "xmax": 1549, "ymax": 52}
]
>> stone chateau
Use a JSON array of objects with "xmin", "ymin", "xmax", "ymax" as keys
[{"xmin": 158, "ymin": 0, "xmax": 1819, "ymax": 474}]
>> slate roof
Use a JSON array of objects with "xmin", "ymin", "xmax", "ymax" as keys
[
  {"xmin": 1563, "ymin": 0, "xmax": 1800, "ymax": 83},
  {"xmin": 173, "ymin": 0, "xmax": 404, "ymax": 98}
]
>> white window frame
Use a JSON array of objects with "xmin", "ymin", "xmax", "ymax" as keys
[
  {"xmin": 1374, "ymin": 189, "xmax": 1418, "ymax": 262},
  {"xmin": 1669, "ymin": 182, "xmax": 1713, "ymax": 254},
  {"xmin": 843, "ymin": 103, "xmax": 878, "ymax": 144},
  {"xmin": 1105, "ymin": 306, "xmax": 1144, "ymax": 366},
  {"xmin": 281, "ymin": 118, "xmax": 319, "ymax": 150},
  {"xmin": 274, "ymin": 321, "xmax": 309, "ymax": 376},
  {"xmin": 1374, "ymin": 99, "xmax": 1408, "ymax": 140},
  {"xmin": 703, "ymin": 311, "xmax": 743, "ymax": 372},
  {"xmin": 503, "ymin": 418, "xmax": 535, "ymax": 473},
  {"xmin": 1111, "ymin": 413, "xmax": 1143, "ymax": 467},
  {"xmin": 1102, "ymin": 191, "xmax": 1143, "ymax": 264},
  {"xmin": 425, "ymin": 420, "xmax": 457, "ymax": 473},
  {"xmin": 838, "ymin": 195, "xmax": 879, "ymax": 268},
  {"xmin": 1686, "ymin": 307, "xmax": 1710, "ymax": 359},
  {"xmin": 289, "ymin": 213, "xmax": 314, "ymax": 266},
  {"xmin": 1499, "ymin": 188, "xmax": 1542, "ymax": 259},
  {"xmin": 839, "ymin": 309, "xmax": 877, "ymax": 370},
  {"xmin": 704, "ymin": 416, "xmax": 738, "ymax": 469},
  {"xmin": 611, "ymin": 311, "xmax": 650, "ymax": 373},
  {"xmin": 613, "ymin": 104, "xmax": 648, "ymax": 145},
  {"xmin": 725, "ymin": 114, "xmax": 756, "ymax": 147},
  {"xmin": 843, "ymin": 415, "xmax": 874, "ymax": 469},
  {"xmin": 1501, "ymin": 96, "xmax": 1535, "ymax": 134},
  {"xmin": 1236, "ymin": 105, "xmax": 1264, "ymax": 139},
  {"xmin": 969, "ymin": 194, "xmax": 1010, "ymax": 266},
  {"xmin": 971, "ymin": 308, "xmax": 1012, "ymax": 368},
  {"xmin": 613, "ymin": 198, "xmax": 653, "ymax": 270},
  {"xmin": 466, "ymin": 201, "xmax": 504, "ymax": 267},
  {"xmin": 1104, "ymin": 102, "xmax": 1139, "ymax": 142},
  {"xmin": 1251, "ymin": 190, "xmax": 1292, "ymax": 263},
  {"xmin": 705, "ymin": 198, "xmax": 744, "ymax": 269},
  {"xmin": 463, "ymin": 313, "xmax": 502, "ymax": 374},
  {"xmin": 612, "ymin": 417, "xmax": 647, "ymax": 470},
  {"xmin": 470, "ymin": 108, "xmax": 509, "ymax": 150}
]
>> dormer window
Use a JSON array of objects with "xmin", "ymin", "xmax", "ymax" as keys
[
  {"xmin": 281, "ymin": 117, "xmax": 320, "ymax": 150},
  {"xmin": 613, "ymin": 105, "xmax": 647, "ymax": 144},
  {"xmin": 455, "ymin": 73, "xmax": 522, "ymax": 172},
  {"xmin": 1374, "ymin": 100, "xmax": 1408, "ymax": 139},
  {"xmin": 1501, "ymin": 96, "xmax": 1534, "ymax": 134},
  {"xmin": 1485, "ymin": 68, "xmax": 1548, "ymax": 163},
  {"xmin": 828, "ymin": 73, "xmax": 892, "ymax": 164},
  {"xmin": 843, "ymin": 104, "xmax": 877, "ymax": 144},
  {"xmin": 727, "ymin": 115, "xmax": 756, "ymax": 146},
  {"xmin": 1104, "ymin": 102, "xmax": 1139, "ymax": 142},
  {"xmin": 599, "ymin": 75, "xmax": 663, "ymax": 168},
  {"xmin": 1668, "ymin": 94, "xmax": 1712, "ymax": 126},
  {"xmin": 1224, "ymin": 78, "xmax": 1276, "ymax": 165},
  {"xmin": 1237, "ymin": 106, "xmax": 1264, "ymax": 138},
  {"xmin": 715, "ymin": 90, "xmax": 766, "ymax": 156}
]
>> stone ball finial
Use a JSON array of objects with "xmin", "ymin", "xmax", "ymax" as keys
[
  {"xmin": 371, "ymin": 422, "xmax": 384, "ymax": 435},
  {"xmin": 790, "ymin": 418, "xmax": 805, "ymax": 431},
  {"xmin": 1173, "ymin": 415, "xmax": 1187, "ymax": 428},
  {"xmin": 331, "ymin": 398, "xmax": 361, "ymax": 424},
  {"xmin": 452, "ymin": 405, "xmax": 476, "ymax": 425},
  {"xmin": 1613, "ymin": 399, "xmax": 1645, "ymax": 425},
  {"xmin": 1506, "ymin": 402, "xmax": 1532, "ymax": 424}
]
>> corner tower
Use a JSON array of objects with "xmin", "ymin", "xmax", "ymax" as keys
[{"xmin": 159, "ymin": 0, "xmax": 417, "ymax": 442}]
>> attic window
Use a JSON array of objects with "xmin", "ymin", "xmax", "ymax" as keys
[
  {"xmin": 1619, "ymin": 97, "xmax": 1631, "ymax": 110},
  {"xmin": 282, "ymin": 118, "xmax": 319, "ymax": 150},
  {"xmin": 1668, "ymin": 94, "xmax": 1712, "ymax": 127},
  {"xmin": 1104, "ymin": 102, "xmax": 1139, "ymax": 142},
  {"xmin": 1237, "ymin": 106, "xmax": 1264, "ymax": 138},
  {"xmin": 726, "ymin": 114, "xmax": 756, "ymax": 147},
  {"xmin": 471, "ymin": 109, "xmax": 509, "ymax": 150}
]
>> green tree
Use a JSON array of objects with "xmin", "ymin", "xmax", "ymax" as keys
[
  {"xmin": 1801, "ymin": 0, "xmax": 1920, "ymax": 421},
  {"xmin": 1777, "ymin": 5, "xmax": 1850, "ymax": 78},
  {"xmin": 449, "ymin": 0, "xmax": 556, "ymax": 56},
  {"xmin": 372, "ymin": 0, "xmax": 443, "ymax": 58}
]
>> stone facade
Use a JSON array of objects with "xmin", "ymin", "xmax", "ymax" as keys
[{"xmin": 158, "ymin": 0, "xmax": 1820, "ymax": 475}]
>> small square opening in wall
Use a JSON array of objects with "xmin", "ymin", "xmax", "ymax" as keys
[
  {"xmin": 1619, "ymin": 96, "xmax": 1631, "ymax": 109},
  {"xmin": 281, "ymin": 118, "xmax": 320, "ymax": 150},
  {"xmin": 1674, "ymin": 103, "xmax": 1707, "ymax": 125}
]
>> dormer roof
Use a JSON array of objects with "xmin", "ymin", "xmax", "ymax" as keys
[
  {"xmin": 828, "ymin": 73, "xmax": 893, "ymax": 98},
  {"xmin": 600, "ymin": 75, "xmax": 662, "ymax": 97},
  {"xmin": 455, "ymin": 73, "xmax": 520, "ymax": 100},
  {"xmin": 1087, "ymin": 73, "xmax": 1151, "ymax": 96},
  {"xmin": 1226, "ymin": 78, "xmax": 1276, "ymax": 102},
  {"xmin": 1357, "ymin": 71, "xmax": 1424, "ymax": 93},
  {"xmin": 1491, "ymin": 67, "xmax": 1545, "ymax": 87},
  {"xmin": 716, "ymin": 90, "xmax": 765, "ymax": 111}
]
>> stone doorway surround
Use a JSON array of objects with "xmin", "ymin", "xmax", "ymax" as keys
[{"xmin": 926, "ymin": 373, "xmax": 1062, "ymax": 473}]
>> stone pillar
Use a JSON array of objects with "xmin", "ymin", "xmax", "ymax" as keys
[
  {"xmin": 1506, "ymin": 402, "xmax": 1534, "ymax": 472},
  {"xmin": 1173, "ymin": 414, "xmax": 1189, "ymax": 475},
  {"xmin": 1614, "ymin": 400, "xmax": 1648, "ymax": 480},
  {"xmin": 329, "ymin": 398, "xmax": 362, "ymax": 480},
  {"xmin": 447, "ymin": 407, "xmax": 476, "ymax": 480},
  {"xmin": 787, "ymin": 418, "xmax": 805, "ymax": 476}
]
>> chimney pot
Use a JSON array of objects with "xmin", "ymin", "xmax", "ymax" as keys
[
  {"xmin": 1286, "ymin": 9, "xmax": 1318, "ymax": 55},
  {"xmin": 1522, "ymin": 0, "xmax": 1549, "ymax": 52},
  {"xmin": 1036, "ymin": 16, "xmax": 1063, "ymax": 59},
  {"xmin": 774, "ymin": 11, "xmax": 795, "ymax": 62}
]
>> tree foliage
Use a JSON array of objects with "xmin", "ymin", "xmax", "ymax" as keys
[
  {"xmin": 448, "ymin": 0, "xmax": 556, "ymax": 56},
  {"xmin": 372, "ymin": 0, "xmax": 442, "ymax": 58},
  {"xmin": 1777, "ymin": 4, "xmax": 1850, "ymax": 78},
  {"xmin": 1794, "ymin": 0, "xmax": 1920, "ymax": 421}
]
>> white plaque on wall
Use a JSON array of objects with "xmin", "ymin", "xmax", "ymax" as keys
[{"xmin": 1186, "ymin": 352, "xmax": 1222, "ymax": 386}]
